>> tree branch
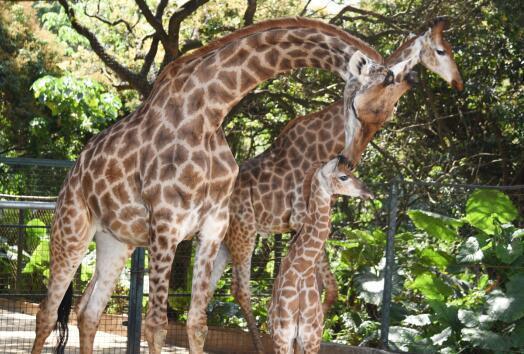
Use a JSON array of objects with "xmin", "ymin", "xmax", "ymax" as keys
[
  {"xmin": 84, "ymin": 1, "xmax": 135, "ymax": 35},
  {"xmin": 57, "ymin": 0, "xmax": 151, "ymax": 96},
  {"xmin": 134, "ymin": 0, "xmax": 177, "ymax": 55},
  {"xmin": 299, "ymin": 0, "xmax": 313, "ymax": 17},
  {"xmin": 164, "ymin": 0, "xmax": 210, "ymax": 64},
  {"xmin": 243, "ymin": 0, "xmax": 257, "ymax": 26},
  {"xmin": 330, "ymin": 5, "xmax": 409, "ymax": 34}
]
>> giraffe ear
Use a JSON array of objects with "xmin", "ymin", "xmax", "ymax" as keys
[{"xmin": 347, "ymin": 51, "xmax": 373, "ymax": 82}]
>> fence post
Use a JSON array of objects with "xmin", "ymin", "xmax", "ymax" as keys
[
  {"xmin": 127, "ymin": 247, "xmax": 145, "ymax": 354},
  {"xmin": 380, "ymin": 178, "xmax": 400, "ymax": 349},
  {"xmin": 15, "ymin": 208, "xmax": 25, "ymax": 292}
]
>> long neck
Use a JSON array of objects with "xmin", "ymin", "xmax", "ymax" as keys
[
  {"xmin": 149, "ymin": 19, "xmax": 383, "ymax": 135},
  {"xmin": 284, "ymin": 176, "xmax": 332, "ymax": 273}
]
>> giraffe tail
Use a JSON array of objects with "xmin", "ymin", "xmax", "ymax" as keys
[{"xmin": 55, "ymin": 283, "xmax": 73, "ymax": 354}]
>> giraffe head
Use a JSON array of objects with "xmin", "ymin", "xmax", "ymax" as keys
[
  {"xmin": 419, "ymin": 17, "xmax": 464, "ymax": 90},
  {"xmin": 346, "ymin": 51, "xmax": 415, "ymax": 126},
  {"xmin": 318, "ymin": 155, "xmax": 374, "ymax": 200}
]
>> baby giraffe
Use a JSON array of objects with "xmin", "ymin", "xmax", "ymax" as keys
[{"xmin": 269, "ymin": 155, "xmax": 373, "ymax": 354}]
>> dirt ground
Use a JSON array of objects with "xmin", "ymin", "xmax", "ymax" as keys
[{"xmin": 0, "ymin": 308, "xmax": 189, "ymax": 353}]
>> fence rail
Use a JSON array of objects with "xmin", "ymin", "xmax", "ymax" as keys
[{"xmin": 1, "ymin": 157, "xmax": 523, "ymax": 353}]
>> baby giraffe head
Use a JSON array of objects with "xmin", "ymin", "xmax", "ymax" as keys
[{"xmin": 318, "ymin": 155, "xmax": 374, "ymax": 200}]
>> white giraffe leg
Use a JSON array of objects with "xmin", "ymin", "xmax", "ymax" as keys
[{"xmin": 76, "ymin": 231, "xmax": 134, "ymax": 354}]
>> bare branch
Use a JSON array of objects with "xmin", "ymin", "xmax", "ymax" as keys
[
  {"xmin": 243, "ymin": 0, "xmax": 257, "ymax": 26},
  {"xmin": 57, "ymin": 0, "xmax": 151, "ymax": 96},
  {"xmin": 84, "ymin": 3, "xmax": 135, "ymax": 34},
  {"xmin": 140, "ymin": 35, "xmax": 160, "ymax": 77},
  {"xmin": 330, "ymin": 4, "xmax": 409, "ymax": 34},
  {"xmin": 134, "ymin": 0, "xmax": 177, "ymax": 55},
  {"xmin": 299, "ymin": 0, "xmax": 312, "ymax": 17}
]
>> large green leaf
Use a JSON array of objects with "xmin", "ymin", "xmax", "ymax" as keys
[
  {"xmin": 419, "ymin": 248, "xmax": 451, "ymax": 269},
  {"xmin": 510, "ymin": 319, "xmax": 524, "ymax": 349},
  {"xmin": 486, "ymin": 274, "xmax": 524, "ymax": 322},
  {"xmin": 458, "ymin": 309, "xmax": 493, "ymax": 329},
  {"xmin": 402, "ymin": 313, "xmax": 431, "ymax": 327},
  {"xmin": 407, "ymin": 210, "xmax": 463, "ymax": 242},
  {"xmin": 465, "ymin": 189, "xmax": 518, "ymax": 235},
  {"xmin": 461, "ymin": 328, "xmax": 509, "ymax": 351},
  {"xmin": 22, "ymin": 240, "xmax": 50, "ymax": 276},
  {"xmin": 431, "ymin": 327, "xmax": 452, "ymax": 346},
  {"xmin": 456, "ymin": 237, "xmax": 484, "ymax": 263},
  {"xmin": 495, "ymin": 237, "xmax": 523, "ymax": 264},
  {"xmin": 408, "ymin": 272, "xmax": 453, "ymax": 301},
  {"xmin": 388, "ymin": 326, "xmax": 421, "ymax": 352}
]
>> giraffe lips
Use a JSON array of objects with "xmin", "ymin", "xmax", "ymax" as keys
[{"xmin": 360, "ymin": 190, "xmax": 374, "ymax": 200}]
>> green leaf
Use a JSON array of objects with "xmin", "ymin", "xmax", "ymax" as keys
[
  {"xmin": 408, "ymin": 272, "xmax": 453, "ymax": 301},
  {"xmin": 388, "ymin": 326, "xmax": 421, "ymax": 352},
  {"xmin": 461, "ymin": 328, "xmax": 509, "ymax": 350},
  {"xmin": 456, "ymin": 237, "xmax": 484, "ymax": 263},
  {"xmin": 510, "ymin": 319, "xmax": 524, "ymax": 348},
  {"xmin": 495, "ymin": 237, "xmax": 523, "ymax": 264},
  {"xmin": 25, "ymin": 218, "xmax": 47, "ymax": 251},
  {"xmin": 465, "ymin": 190, "xmax": 518, "ymax": 235},
  {"xmin": 22, "ymin": 240, "xmax": 50, "ymax": 276},
  {"xmin": 420, "ymin": 248, "xmax": 450, "ymax": 269},
  {"xmin": 486, "ymin": 275, "xmax": 524, "ymax": 323},
  {"xmin": 408, "ymin": 210, "xmax": 463, "ymax": 242},
  {"xmin": 402, "ymin": 314, "xmax": 432, "ymax": 327},
  {"xmin": 458, "ymin": 309, "xmax": 493, "ymax": 328},
  {"xmin": 431, "ymin": 327, "xmax": 452, "ymax": 346}
]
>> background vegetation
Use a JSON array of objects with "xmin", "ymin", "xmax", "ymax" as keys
[{"xmin": 0, "ymin": 0, "xmax": 522, "ymax": 353}]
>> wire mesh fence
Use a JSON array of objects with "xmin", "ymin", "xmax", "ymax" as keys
[{"xmin": 0, "ymin": 157, "xmax": 523, "ymax": 353}]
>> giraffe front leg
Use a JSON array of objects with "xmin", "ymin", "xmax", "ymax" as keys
[{"xmin": 187, "ymin": 213, "xmax": 229, "ymax": 354}]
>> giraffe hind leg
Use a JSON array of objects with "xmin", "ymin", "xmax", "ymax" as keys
[
  {"xmin": 32, "ymin": 199, "xmax": 95, "ymax": 354},
  {"xmin": 76, "ymin": 231, "xmax": 134, "ymax": 354}
]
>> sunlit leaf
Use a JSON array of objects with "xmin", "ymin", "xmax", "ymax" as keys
[
  {"xmin": 408, "ymin": 272, "xmax": 453, "ymax": 301},
  {"xmin": 456, "ymin": 237, "xmax": 483, "ymax": 263},
  {"xmin": 407, "ymin": 210, "xmax": 463, "ymax": 242},
  {"xmin": 461, "ymin": 328, "xmax": 509, "ymax": 350},
  {"xmin": 465, "ymin": 190, "xmax": 518, "ymax": 234}
]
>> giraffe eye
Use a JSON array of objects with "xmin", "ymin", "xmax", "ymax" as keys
[
  {"xmin": 339, "ymin": 175, "xmax": 349, "ymax": 181},
  {"xmin": 436, "ymin": 49, "xmax": 446, "ymax": 56}
]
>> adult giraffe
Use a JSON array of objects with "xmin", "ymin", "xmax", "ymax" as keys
[
  {"xmin": 209, "ymin": 17, "xmax": 463, "ymax": 353},
  {"xmin": 32, "ymin": 18, "xmax": 410, "ymax": 354}
]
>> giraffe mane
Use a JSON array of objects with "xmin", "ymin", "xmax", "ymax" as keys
[
  {"xmin": 302, "ymin": 162, "xmax": 325, "ymax": 211},
  {"xmin": 172, "ymin": 17, "xmax": 383, "ymax": 70},
  {"xmin": 386, "ymin": 35, "xmax": 419, "ymax": 64}
]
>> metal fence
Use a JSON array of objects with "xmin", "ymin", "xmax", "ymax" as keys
[{"xmin": 0, "ymin": 157, "xmax": 523, "ymax": 353}]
